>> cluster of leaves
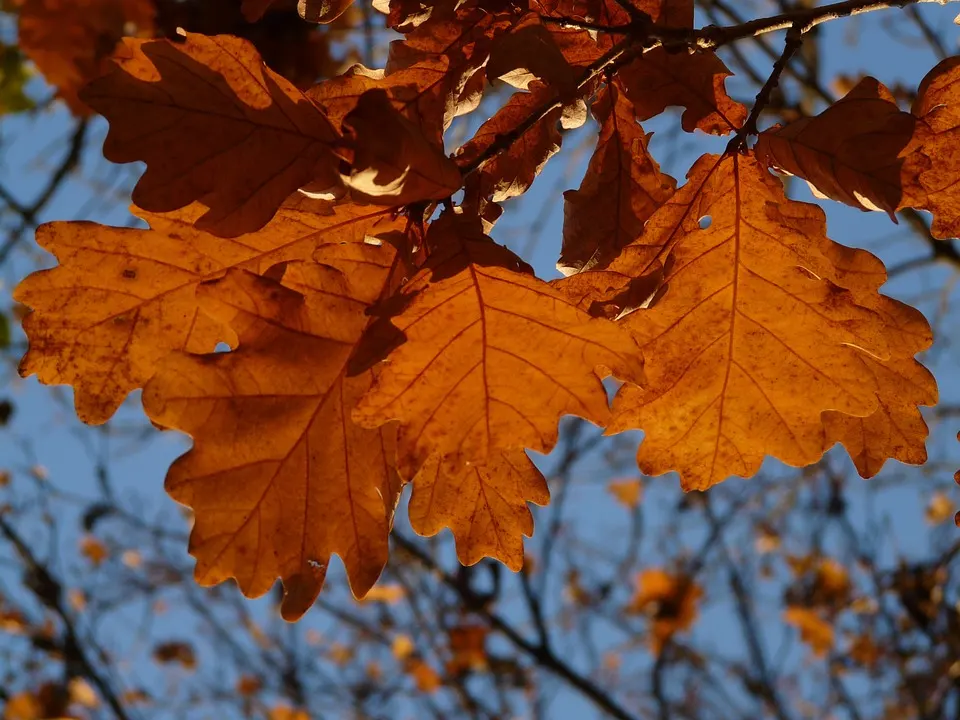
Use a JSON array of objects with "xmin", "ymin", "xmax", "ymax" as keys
[{"xmin": 11, "ymin": 0, "xmax": 959, "ymax": 617}]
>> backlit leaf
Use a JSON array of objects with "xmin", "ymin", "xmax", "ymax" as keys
[
  {"xmin": 143, "ymin": 255, "xmax": 404, "ymax": 621},
  {"xmin": 15, "ymin": 200, "xmax": 399, "ymax": 424},
  {"xmin": 353, "ymin": 212, "xmax": 645, "ymax": 477},
  {"xmin": 409, "ymin": 449, "xmax": 549, "ymax": 570},
  {"xmin": 755, "ymin": 77, "xmax": 917, "ymax": 218},
  {"xmin": 560, "ymin": 81, "xmax": 676, "ymax": 274},
  {"xmin": 81, "ymin": 32, "xmax": 344, "ymax": 237},
  {"xmin": 608, "ymin": 153, "xmax": 931, "ymax": 490}
]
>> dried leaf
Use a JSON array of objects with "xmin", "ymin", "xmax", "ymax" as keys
[
  {"xmin": 341, "ymin": 89, "xmax": 462, "ymax": 204},
  {"xmin": 81, "ymin": 32, "xmax": 344, "ymax": 237},
  {"xmin": 18, "ymin": 0, "xmax": 154, "ymax": 115},
  {"xmin": 627, "ymin": 568, "xmax": 701, "ymax": 654},
  {"xmin": 608, "ymin": 153, "xmax": 930, "ymax": 490},
  {"xmin": 755, "ymin": 77, "xmax": 917, "ymax": 218},
  {"xmin": 784, "ymin": 606, "xmax": 834, "ymax": 658},
  {"xmin": 901, "ymin": 56, "xmax": 960, "ymax": 239},
  {"xmin": 618, "ymin": 46, "xmax": 747, "ymax": 135},
  {"xmin": 353, "ymin": 212, "xmax": 645, "ymax": 477},
  {"xmin": 456, "ymin": 83, "xmax": 569, "ymax": 203},
  {"xmin": 15, "ymin": 201, "xmax": 399, "ymax": 424},
  {"xmin": 560, "ymin": 81, "xmax": 676, "ymax": 273},
  {"xmin": 142, "ymin": 253, "xmax": 404, "ymax": 621},
  {"xmin": 409, "ymin": 450, "xmax": 549, "ymax": 570}
]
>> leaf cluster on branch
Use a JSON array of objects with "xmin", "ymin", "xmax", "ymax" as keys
[{"xmin": 11, "ymin": 0, "xmax": 958, "ymax": 616}]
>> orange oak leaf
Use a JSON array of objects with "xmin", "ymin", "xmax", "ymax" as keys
[
  {"xmin": 18, "ymin": 0, "xmax": 155, "ymax": 115},
  {"xmin": 607, "ymin": 153, "xmax": 930, "ymax": 490},
  {"xmin": 560, "ymin": 81, "xmax": 676, "ymax": 274},
  {"xmin": 15, "ymin": 200, "xmax": 400, "ymax": 424},
  {"xmin": 487, "ymin": 14, "xmax": 579, "ymax": 96},
  {"xmin": 627, "ymin": 568, "xmax": 701, "ymax": 655},
  {"xmin": 618, "ymin": 46, "xmax": 747, "ymax": 135},
  {"xmin": 754, "ymin": 77, "xmax": 918, "ymax": 219},
  {"xmin": 456, "ymin": 82, "xmax": 584, "ymax": 202},
  {"xmin": 81, "ymin": 32, "xmax": 344, "ymax": 238},
  {"xmin": 341, "ymin": 89, "xmax": 462, "ymax": 205},
  {"xmin": 353, "ymin": 211, "xmax": 645, "ymax": 477},
  {"xmin": 783, "ymin": 606, "xmax": 834, "ymax": 658},
  {"xmin": 385, "ymin": 7, "xmax": 510, "ymax": 94},
  {"xmin": 900, "ymin": 56, "xmax": 960, "ymax": 239},
  {"xmin": 819, "ymin": 250, "xmax": 937, "ymax": 477},
  {"xmin": 309, "ymin": 59, "xmax": 453, "ymax": 145},
  {"xmin": 409, "ymin": 450, "xmax": 549, "ymax": 570},
  {"xmin": 142, "ymin": 254, "xmax": 404, "ymax": 621}
]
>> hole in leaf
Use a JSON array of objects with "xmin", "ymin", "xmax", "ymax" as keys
[{"xmin": 698, "ymin": 215, "xmax": 712, "ymax": 229}]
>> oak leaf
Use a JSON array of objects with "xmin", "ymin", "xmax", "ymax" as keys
[
  {"xmin": 627, "ymin": 568, "xmax": 701, "ymax": 655},
  {"xmin": 754, "ymin": 77, "xmax": 917, "ymax": 218},
  {"xmin": 486, "ymin": 14, "xmax": 579, "ymax": 96},
  {"xmin": 456, "ymin": 82, "xmax": 584, "ymax": 203},
  {"xmin": 783, "ymin": 606, "xmax": 834, "ymax": 658},
  {"xmin": 81, "ymin": 32, "xmax": 344, "ymax": 237},
  {"xmin": 18, "ymin": 0, "xmax": 155, "ymax": 115},
  {"xmin": 617, "ymin": 24, "xmax": 747, "ymax": 135},
  {"xmin": 309, "ymin": 59, "xmax": 452, "ymax": 145},
  {"xmin": 409, "ymin": 450, "xmax": 549, "ymax": 570},
  {"xmin": 900, "ymin": 56, "xmax": 960, "ymax": 239},
  {"xmin": 820, "ymin": 278, "xmax": 937, "ymax": 478},
  {"xmin": 607, "ymin": 153, "xmax": 930, "ymax": 490},
  {"xmin": 353, "ymin": 212, "xmax": 645, "ymax": 477},
  {"xmin": 15, "ymin": 200, "xmax": 400, "ymax": 424},
  {"xmin": 142, "ymin": 254, "xmax": 403, "ymax": 621},
  {"xmin": 560, "ymin": 81, "xmax": 676, "ymax": 274},
  {"xmin": 341, "ymin": 89, "xmax": 462, "ymax": 204}
]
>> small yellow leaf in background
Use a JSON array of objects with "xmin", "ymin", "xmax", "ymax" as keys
[
  {"xmin": 408, "ymin": 659, "xmax": 442, "ymax": 693},
  {"xmin": 0, "ymin": 606, "xmax": 28, "ymax": 634},
  {"xmin": 754, "ymin": 525, "xmax": 781, "ymax": 554},
  {"xmin": 3, "ymin": 691, "xmax": 40, "ymax": 720},
  {"xmin": 607, "ymin": 478, "xmax": 643, "ymax": 509},
  {"xmin": 446, "ymin": 624, "xmax": 488, "ymax": 674},
  {"xmin": 269, "ymin": 705, "xmax": 310, "ymax": 720},
  {"xmin": 79, "ymin": 535, "xmax": 108, "ymax": 567},
  {"xmin": 784, "ymin": 606, "xmax": 834, "ymax": 658},
  {"xmin": 627, "ymin": 568, "xmax": 702, "ymax": 654},
  {"xmin": 67, "ymin": 589, "xmax": 86, "ymax": 613},
  {"xmin": 329, "ymin": 643, "xmax": 353, "ymax": 665},
  {"xmin": 847, "ymin": 633, "xmax": 881, "ymax": 668},
  {"xmin": 0, "ymin": 470, "xmax": 10, "ymax": 487},
  {"xmin": 120, "ymin": 550, "xmax": 142, "ymax": 569},
  {"xmin": 392, "ymin": 634, "xmax": 415, "ymax": 660},
  {"xmin": 68, "ymin": 678, "xmax": 98, "ymax": 709},
  {"xmin": 361, "ymin": 583, "xmax": 405, "ymax": 604},
  {"xmin": 925, "ymin": 492, "xmax": 954, "ymax": 525}
]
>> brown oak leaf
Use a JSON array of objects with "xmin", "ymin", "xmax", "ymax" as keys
[
  {"xmin": 409, "ymin": 450, "xmax": 549, "ymax": 570},
  {"xmin": 901, "ymin": 56, "xmax": 960, "ymax": 239},
  {"xmin": 560, "ymin": 81, "xmax": 676, "ymax": 274},
  {"xmin": 608, "ymin": 153, "xmax": 930, "ymax": 490},
  {"xmin": 755, "ymin": 77, "xmax": 918, "ymax": 218},
  {"xmin": 18, "ymin": 0, "xmax": 155, "ymax": 115},
  {"xmin": 143, "ymin": 254, "xmax": 404, "ymax": 621},
  {"xmin": 15, "ymin": 200, "xmax": 401, "ymax": 423},
  {"xmin": 456, "ymin": 82, "xmax": 584, "ymax": 203},
  {"xmin": 81, "ymin": 32, "xmax": 344, "ymax": 237},
  {"xmin": 341, "ymin": 89, "xmax": 462, "ymax": 205},
  {"xmin": 618, "ymin": 45, "xmax": 747, "ymax": 135},
  {"xmin": 353, "ymin": 211, "xmax": 645, "ymax": 478}
]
